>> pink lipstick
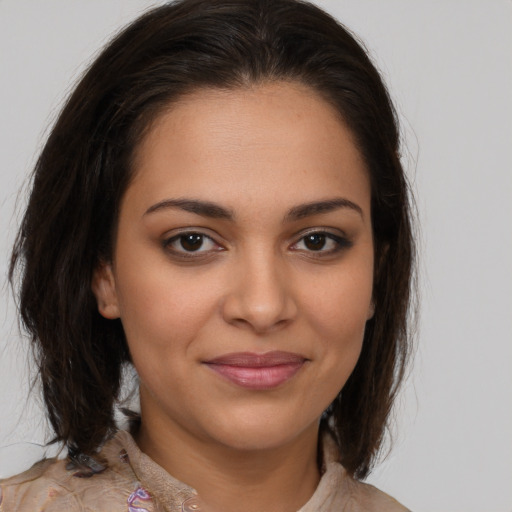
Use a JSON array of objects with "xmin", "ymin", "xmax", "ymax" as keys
[{"xmin": 204, "ymin": 351, "xmax": 306, "ymax": 390}]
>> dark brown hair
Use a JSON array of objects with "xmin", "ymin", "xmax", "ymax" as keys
[{"xmin": 10, "ymin": 0, "xmax": 415, "ymax": 479}]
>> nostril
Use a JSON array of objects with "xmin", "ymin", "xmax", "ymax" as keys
[
  {"xmin": 223, "ymin": 300, "xmax": 297, "ymax": 334},
  {"xmin": 220, "ymin": 263, "xmax": 298, "ymax": 332}
]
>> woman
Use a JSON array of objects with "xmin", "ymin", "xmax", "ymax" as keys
[{"xmin": 1, "ymin": 0, "xmax": 415, "ymax": 510}]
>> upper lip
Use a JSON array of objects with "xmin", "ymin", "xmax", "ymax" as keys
[{"xmin": 204, "ymin": 351, "xmax": 307, "ymax": 367}]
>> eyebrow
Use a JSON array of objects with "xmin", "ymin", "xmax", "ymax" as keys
[
  {"xmin": 144, "ymin": 197, "xmax": 363, "ymax": 221},
  {"xmin": 144, "ymin": 198, "xmax": 234, "ymax": 219},
  {"xmin": 283, "ymin": 198, "xmax": 363, "ymax": 221}
]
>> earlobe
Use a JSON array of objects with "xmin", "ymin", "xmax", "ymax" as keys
[
  {"xmin": 367, "ymin": 300, "xmax": 375, "ymax": 320},
  {"xmin": 91, "ymin": 262, "xmax": 120, "ymax": 319}
]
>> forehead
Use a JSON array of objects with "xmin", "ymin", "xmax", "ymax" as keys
[{"xmin": 125, "ymin": 82, "xmax": 370, "ymax": 217}]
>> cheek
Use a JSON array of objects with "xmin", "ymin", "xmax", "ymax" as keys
[
  {"xmin": 300, "ymin": 263, "xmax": 373, "ymax": 376},
  {"xmin": 303, "ymin": 263, "xmax": 373, "ymax": 331},
  {"xmin": 113, "ymin": 263, "xmax": 222, "ymax": 362}
]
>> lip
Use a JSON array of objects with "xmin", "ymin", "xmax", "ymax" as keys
[{"xmin": 203, "ymin": 351, "xmax": 307, "ymax": 390}]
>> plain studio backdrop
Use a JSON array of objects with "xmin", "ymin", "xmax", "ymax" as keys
[{"xmin": 0, "ymin": 1, "xmax": 511, "ymax": 511}]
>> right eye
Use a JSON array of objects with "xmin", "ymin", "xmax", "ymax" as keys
[{"xmin": 163, "ymin": 232, "xmax": 223, "ymax": 259}]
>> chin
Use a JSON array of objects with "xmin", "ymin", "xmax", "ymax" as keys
[{"xmin": 208, "ymin": 413, "xmax": 317, "ymax": 453}]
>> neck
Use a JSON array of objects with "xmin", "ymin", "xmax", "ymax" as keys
[{"xmin": 136, "ymin": 415, "xmax": 321, "ymax": 512}]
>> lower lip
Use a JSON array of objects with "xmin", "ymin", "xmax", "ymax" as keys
[{"xmin": 205, "ymin": 362, "xmax": 304, "ymax": 390}]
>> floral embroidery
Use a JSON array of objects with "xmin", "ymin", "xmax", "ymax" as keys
[
  {"xmin": 128, "ymin": 485, "xmax": 152, "ymax": 512},
  {"xmin": 120, "ymin": 449, "xmax": 129, "ymax": 463}
]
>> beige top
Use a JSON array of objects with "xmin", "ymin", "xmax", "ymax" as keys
[{"xmin": 0, "ymin": 431, "xmax": 410, "ymax": 511}]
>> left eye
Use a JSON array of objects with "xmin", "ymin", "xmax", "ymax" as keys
[
  {"xmin": 164, "ymin": 232, "xmax": 219, "ymax": 253},
  {"xmin": 291, "ymin": 232, "xmax": 349, "ymax": 253}
]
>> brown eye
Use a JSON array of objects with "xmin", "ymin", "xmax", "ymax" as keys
[
  {"xmin": 163, "ymin": 231, "xmax": 222, "ymax": 259},
  {"xmin": 291, "ymin": 230, "xmax": 352, "ymax": 256},
  {"xmin": 180, "ymin": 233, "xmax": 204, "ymax": 251},
  {"xmin": 303, "ymin": 233, "xmax": 327, "ymax": 251}
]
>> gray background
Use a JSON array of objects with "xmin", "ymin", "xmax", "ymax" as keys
[{"xmin": 1, "ymin": 1, "xmax": 511, "ymax": 511}]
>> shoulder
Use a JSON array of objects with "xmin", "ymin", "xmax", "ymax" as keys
[
  {"xmin": 0, "ymin": 436, "xmax": 145, "ymax": 512},
  {"xmin": 314, "ymin": 433, "xmax": 411, "ymax": 512},
  {"xmin": 1, "ymin": 458, "xmax": 77, "ymax": 511},
  {"xmin": 344, "ymin": 478, "xmax": 412, "ymax": 512}
]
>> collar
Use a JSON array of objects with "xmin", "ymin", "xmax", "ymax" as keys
[{"xmin": 104, "ymin": 430, "xmax": 348, "ymax": 512}]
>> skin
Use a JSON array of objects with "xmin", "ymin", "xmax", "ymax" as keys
[{"xmin": 93, "ymin": 82, "xmax": 374, "ymax": 512}]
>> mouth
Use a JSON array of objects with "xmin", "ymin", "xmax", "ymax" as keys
[{"xmin": 203, "ymin": 351, "xmax": 308, "ymax": 390}]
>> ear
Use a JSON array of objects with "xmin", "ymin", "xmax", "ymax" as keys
[
  {"xmin": 367, "ymin": 300, "xmax": 375, "ymax": 320},
  {"xmin": 91, "ymin": 262, "xmax": 120, "ymax": 319}
]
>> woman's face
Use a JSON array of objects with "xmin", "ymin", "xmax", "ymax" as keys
[{"xmin": 93, "ymin": 82, "xmax": 374, "ymax": 452}]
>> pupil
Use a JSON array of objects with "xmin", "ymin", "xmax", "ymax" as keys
[
  {"xmin": 180, "ymin": 234, "xmax": 203, "ymax": 251},
  {"xmin": 305, "ymin": 233, "xmax": 326, "ymax": 251}
]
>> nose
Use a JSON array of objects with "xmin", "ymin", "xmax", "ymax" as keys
[{"xmin": 221, "ymin": 250, "xmax": 298, "ymax": 334}]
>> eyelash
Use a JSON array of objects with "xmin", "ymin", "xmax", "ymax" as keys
[
  {"xmin": 162, "ymin": 229, "xmax": 352, "ymax": 260},
  {"xmin": 162, "ymin": 232, "xmax": 223, "ymax": 260},
  {"xmin": 289, "ymin": 230, "xmax": 353, "ymax": 256}
]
